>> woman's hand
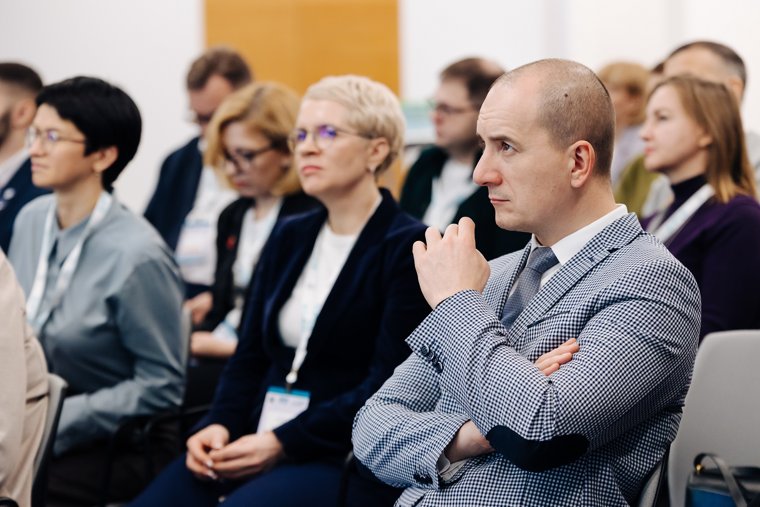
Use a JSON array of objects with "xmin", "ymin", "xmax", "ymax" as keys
[
  {"xmin": 185, "ymin": 291, "xmax": 213, "ymax": 325},
  {"xmin": 190, "ymin": 331, "xmax": 237, "ymax": 358},
  {"xmin": 535, "ymin": 338, "xmax": 579, "ymax": 376},
  {"xmin": 186, "ymin": 424, "xmax": 230, "ymax": 480},
  {"xmin": 208, "ymin": 431, "xmax": 285, "ymax": 480}
]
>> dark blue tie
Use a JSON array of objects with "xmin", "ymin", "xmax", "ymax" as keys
[{"xmin": 501, "ymin": 246, "xmax": 559, "ymax": 328}]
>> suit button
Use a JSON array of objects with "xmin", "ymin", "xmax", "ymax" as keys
[
  {"xmin": 419, "ymin": 344, "xmax": 430, "ymax": 357},
  {"xmin": 413, "ymin": 472, "xmax": 433, "ymax": 484},
  {"xmin": 433, "ymin": 360, "xmax": 443, "ymax": 373}
]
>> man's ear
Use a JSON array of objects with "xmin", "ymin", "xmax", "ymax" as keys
[
  {"xmin": 91, "ymin": 146, "xmax": 119, "ymax": 175},
  {"xmin": 12, "ymin": 98, "xmax": 37, "ymax": 129},
  {"xmin": 567, "ymin": 140, "xmax": 596, "ymax": 189}
]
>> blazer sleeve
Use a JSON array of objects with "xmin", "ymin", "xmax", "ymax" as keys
[
  {"xmin": 0, "ymin": 259, "xmax": 27, "ymax": 487},
  {"xmin": 200, "ymin": 225, "xmax": 281, "ymax": 438},
  {"xmin": 272, "ymin": 224, "xmax": 431, "ymax": 461},
  {"xmin": 53, "ymin": 254, "xmax": 186, "ymax": 455}
]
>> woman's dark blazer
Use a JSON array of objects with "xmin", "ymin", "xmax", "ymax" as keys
[
  {"xmin": 202, "ymin": 188, "xmax": 431, "ymax": 461},
  {"xmin": 198, "ymin": 192, "xmax": 321, "ymax": 332}
]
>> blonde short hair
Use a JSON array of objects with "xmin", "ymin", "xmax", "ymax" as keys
[
  {"xmin": 303, "ymin": 75, "xmax": 405, "ymax": 175},
  {"xmin": 205, "ymin": 82, "xmax": 302, "ymax": 196}
]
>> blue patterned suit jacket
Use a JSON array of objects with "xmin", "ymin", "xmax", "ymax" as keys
[{"xmin": 353, "ymin": 213, "xmax": 700, "ymax": 506}]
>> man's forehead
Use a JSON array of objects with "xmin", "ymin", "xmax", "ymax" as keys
[
  {"xmin": 477, "ymin": 82, "xmax": 535, "ymax": 135},
  {"xmin": 665, "ymin": 47, "xmax": 728, "ymax": 81}
]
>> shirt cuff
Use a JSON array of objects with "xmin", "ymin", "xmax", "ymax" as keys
[{"xmin": 436, "ymin": 451, "xmax": 468, "ymax": 482}]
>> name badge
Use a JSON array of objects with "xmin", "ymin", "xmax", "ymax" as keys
[{"xmin": 257, "ymin": 386, "xmax": 310, "ymax": 433}]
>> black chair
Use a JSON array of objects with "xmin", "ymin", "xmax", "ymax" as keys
[
  {"xmin": 0, "ymin": 497, "xmax": 19, "ymax": 507},
  {"xmin": 636, "ymin": 450, "xmax": 669, "ymax": 507}
]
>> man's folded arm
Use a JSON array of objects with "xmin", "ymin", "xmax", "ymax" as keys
[
  {"xmin": 352, "ymin": 353, "xmax": 470, "ymax": 489},
  {"xmin": 406, "ymin": 257, "xmax": 700, "ymax": 472}
]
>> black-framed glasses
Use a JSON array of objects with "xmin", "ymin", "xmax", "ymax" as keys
[
  {"xmin": 288, "ymin": 124, "xmax": 372, "ymax": 151},
  {"xmin": 25, "ymin": 126, "xmax": 87, "ymax": 150},
  {"xmin": 427, "ymin": 99, "xmax": 477, "ymax": 116},
  {"xmin": 223, "ymin": 145, "xmax": 274, "ymax": 172}
]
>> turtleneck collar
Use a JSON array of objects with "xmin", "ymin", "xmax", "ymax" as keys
[{"xmin": 664, "ymin": 174, "xmax": 708, "ymax": 220}]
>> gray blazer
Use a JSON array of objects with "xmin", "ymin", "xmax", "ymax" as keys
[{"xmin": 353, "ymin": 213, "xmax": 701, "ymax": 506}]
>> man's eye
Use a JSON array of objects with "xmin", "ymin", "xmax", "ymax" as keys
[{"xmin": 500, "ymin": 141, "xmax": 514, "ymax": 152}]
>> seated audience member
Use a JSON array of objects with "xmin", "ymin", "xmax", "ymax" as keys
[
  {"xmin": 400, "ymin": 57, "xmax": 529, "ymax": 260},
  {"xmin": 640, "ymin": 40, "xmax": 760, "ymax": 215},
  {"xmin": 353, "ymin": 59, "xmax": 700, "ymax": 506},
  {"xmin": 614, "ymin": 62, "xmax": 665, "ymax": 217},
  {"xmin": 184, "ymin": 82, "xmax": 320, "ymax": 405},
  {"xmin": 129, "ymin": 75, "xmax": 432, "ymax": 506},
  {"xmin": 145, "ymin": 46, "xmax": 252, "ymax": 298},
  {"xmin": 597, "ymin": 61, "xmax": 649, "ymax": 186},
  {"xmin": 0, "ymin": 251, "xmax": 48, "ymax": 507},
  {"xmin": 0, "ymin": 62, "xmax": 48, "ymax": 252},
  {"xmin": 640, "ymin": 75, "xmax": 760, "ymax": 338},
  {"xmin": 8, "ymin": 77, "xmax": 185, "ymax": 505}
]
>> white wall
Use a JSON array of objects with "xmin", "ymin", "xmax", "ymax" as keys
[
  {"xmin": 0, "ymin": 0, "xmax": 204, "ymax": 212},
  {"xmin": 2, "ymin": 0, "xmax": 758, "ymax": 208},
  {"xmin": 400, "ymin": 0, "xmax": 760, "ymax": 134}
]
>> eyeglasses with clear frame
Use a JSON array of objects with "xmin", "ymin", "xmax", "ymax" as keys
[
  {"xmin": 25, "ymin": 126, "xmax": 87, "ymax": 151},
  {"xmin": 223, "ymin": 145, "xmax": 275, "ymax": 172},
  {"xmin": 288, "ymin": 124, "xmax": 372, "ymax": 151}
]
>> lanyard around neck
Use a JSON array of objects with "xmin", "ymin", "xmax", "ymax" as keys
[
  {"xmin": 25, "ymin": 191, "xmax": 113, "ymax": 334},
  {"xmin": 646, "ymin": 184, "xmax": 713, "ymax": 244}
]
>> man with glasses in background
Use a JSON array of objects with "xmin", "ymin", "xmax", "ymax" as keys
[
  {"xmin": 400, "ymin": 57, "xmax": 528, "ymax": 260},
  {"xmin": 144, "ymin": 46, "xmax": 252, "ymax": 299},
  {"xmin": 0, "ymin": 62, "xmax": 47, "ymax": 252}
]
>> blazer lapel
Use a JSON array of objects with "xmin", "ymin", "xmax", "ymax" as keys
[
  {"xmin": 506, "ymin": 214, "xmax": 644, "ymax": 344},
  {"xmin": 305, "ymin": 190, "xmax": 397, "ymax": 357}
]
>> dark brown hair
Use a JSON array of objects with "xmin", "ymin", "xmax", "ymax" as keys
[{"xmin": 186, "ymin": 46, "xmax": 253, "ymax": 91}]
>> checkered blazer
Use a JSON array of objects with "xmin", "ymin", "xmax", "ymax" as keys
[{"xmin": 353, "ymin": 213, "xmax": 700, "ymax": 506}]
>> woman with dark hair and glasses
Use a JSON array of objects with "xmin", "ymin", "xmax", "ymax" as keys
[
  {"xmin": 130, "ymin": 75, "xmax": 431, "ymax": 506},
  {"xmin": 8, "ymin": 76, "xmax": 185, "ymax": 505}
]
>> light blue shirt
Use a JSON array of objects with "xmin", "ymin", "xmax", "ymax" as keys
[{"xmin": 9, "ymin": 195, "xmax": 186, "ymax": 455}]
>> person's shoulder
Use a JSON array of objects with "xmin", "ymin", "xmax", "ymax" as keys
[
  {"xmin": 102, "ymin": 202, "xmax": 175, "ymax": 263},
  {"xmin": 15, "ymin": 193, "xmax": 54, "ymax": 224},
  {"xmin": 409, "ymin": 145, "xmax": 447, "ymax": 170},
  {"xmin": 161, "ymin": 136, "xmax": 201, "ymax": 166}
]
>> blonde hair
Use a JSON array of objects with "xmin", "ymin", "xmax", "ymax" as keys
[
  {"xmin": 598, "ymin": 61, "xmax": 650, "ymax": 124},
  {"xmin": 651, "ymin": 75, "xmax": 755, "ymax": 203},
  {"xmin": 205, "ymin": 82, "xmax": 302, "ymax": 196},
  {"xmin": 303, "ymin": 75, "xmax": 405, "ymax": 175}
]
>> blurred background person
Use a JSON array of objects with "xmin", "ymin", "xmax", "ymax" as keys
[
  {"xmin": 399, "ymin": 57, "xmax": 528, "ymax": 260},
  {"xmin": 0, "ymin": 62, "xmax": 47, "ymax": 252},
  {"xmin": 640, "ymin": 75, "xmax": 760, "ymax": 339},
  {"xmin": 130, "ymin": 74, "xmax": 430, "ymax": 507},
  {"xmin": 638, "ymin": 40, "xmax": 760, "ymax": 217},
  {"xmin": 184, "ymin": 82, "xmax": 320, "ymax": 407},
  {"xmin": 597, "ymin": 60, "xmax": 649, "ymax": 186},
  {"xmin": 0, "ymin": 250, "xmax": 48, "ymax": 507},
  {"xmin": 9, "ymin": 76, "xmax": 185, "ymax": 506},
  {"xmin": 144, "ymin": 46, "xmax": 252, "ymax": 298}
]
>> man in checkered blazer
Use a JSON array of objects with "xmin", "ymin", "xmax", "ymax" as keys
[{"xmin": 353, "ymin": 59, "xmax": 700, "ymax": 506}]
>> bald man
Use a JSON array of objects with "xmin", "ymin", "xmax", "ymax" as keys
[{"xmin": 353, "ymin": 59, "xmax": 700, "ymax": 506}]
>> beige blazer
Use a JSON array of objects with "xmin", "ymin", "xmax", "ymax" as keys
[{"xmin": 0, "ymin": 252, "xmax": 48, "ymax": 507}]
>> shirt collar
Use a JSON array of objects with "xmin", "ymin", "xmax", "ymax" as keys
[{"xmin": 530, "ymin": 204, "xmax": 628, "ymax": 265}]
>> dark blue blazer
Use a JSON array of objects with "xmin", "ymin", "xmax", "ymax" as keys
[
  {"xmin": 144, "ymin": 137, "xmax": 204, "ymax": 250},
  {"xmin": 0, "ymin": 159, "xmax": 49, "ymax": 252},
  {"xmin": 203, "ymin": 189, "xmax": 431, "ymax": 461}
]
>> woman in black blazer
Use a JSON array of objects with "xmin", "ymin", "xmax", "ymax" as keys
[{"xmin": 131, "ymin": 76, "xmax": 431, "ymax": 506}]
